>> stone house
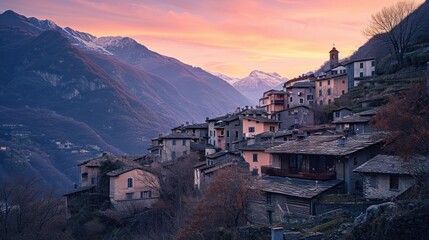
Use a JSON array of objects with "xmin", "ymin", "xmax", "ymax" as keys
[
  {"xmin": 273, "ymin": 105, "xmax": 315, "ymax": 130},
  {"xmin": 107, "ymin": 166, "xmax": 160, "ymax": 208},
  {"xmin": 158, "ymin": 132, "xmax": 196, "ymax": 162},
  {"xmin": 171, "ymin": 122, "xmax": 208, "ymax": 144},
  {"xmin": 285, "ymin": 81, "xmax": 315, "ymax": 108},
  {"xmin": 332, "ymin": 107, "xmax": 353, "ymax": 122},
  {"xmin": 240, "ymin": 141, "xmax": 284, "ymax": 175},
  {"xmin": 332, "ymin": 109, "xmax": 377, "ymax": 134},
  {"xmin": 353, "ymin": 155, "xmax": 429, "ymax": 199}
]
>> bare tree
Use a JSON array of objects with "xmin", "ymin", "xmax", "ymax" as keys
[{"xmin": 364, "ymin": 1, "xmax": 423, "ymax": 68}]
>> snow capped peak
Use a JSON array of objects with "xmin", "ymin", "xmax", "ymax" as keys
[
  {"xmin": 28, "ymin": 17, "xmax": 59, "ymax": 30},
  {"xmin": 211, "ymin": 72, "xmax": 241, "ymax": 85},
  {"xmin": 95, "ymin": 36, "xmax": 138, "ymax": 48}
]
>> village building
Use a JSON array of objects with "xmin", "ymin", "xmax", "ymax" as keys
[
  {"xmin": 315, "ymin": 73, "xmax": 348, "ymax": 105},
  {"xmin": 107, "ymin": 166, "xmax": 160, "ymax": 209},
  {"xmin": 157, "ymin": 132, "xmax": 196, "ymax": 162},
  {"xmin": 207, "ymin": 107, "xmax": 278, "ymax": 151},
  {"xmin": 285, "ymin": 82, "xmax": 315, "ymax": 108},
  {"xmin": 193, "ymin": 151, "xmax": 248, "ymax": 190},
  {"xmin": 345, "ymin": 58, "xmax": 376, "ymax": 88},
  {"xmin": 253, "ymin": 130, "xmax": 293, "ymax": 143},
  {"xmin": 259, "ymin": 89, "xmax": 287, "ymax": 116},
  {"xmin": 240, "ymin": 141, "xmax": 284, "ymax": 175},
  {"xmin": 332, "ymin": 109, "xmax": 377, "ymax": 134},
  {"xmin": 273, "ymin": 105, "xmax": 315, "ymax": 130},
  {"xmin": 353, "ymin": 155, "xmax": 429, "ymax": 200},
  {"xmin": 283, "ymin": 74, "xmax": 316, "ymax": 89},
  {"xmin": 332, "ymin": 107, "xmax": 353, "ymax": 122},
  {"xmin": 171, "ymin": 122, "xmax": 208, "ymax": 144}
]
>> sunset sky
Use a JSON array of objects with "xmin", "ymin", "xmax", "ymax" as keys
[{"xmin": 0, "ymin": 0, "xmax": 424, "ymax": 79}]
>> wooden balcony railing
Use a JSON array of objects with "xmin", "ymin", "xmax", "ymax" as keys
[{"xmin": 261, "ymin": 166, "xmax": 336, "ymax": 180}]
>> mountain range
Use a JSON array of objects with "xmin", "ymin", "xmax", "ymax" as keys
[
  {"xmin": 0, "ymin": 10, "xmax": 250, "ymax": 190},
  {"xmin": 214, "ymin": 70, "xmax": 287, "ymax": 104}
]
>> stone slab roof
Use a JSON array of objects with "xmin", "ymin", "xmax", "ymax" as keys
[
  {"xmin": 63, "ymin": 186, "xmax": 95, "ymax": 196},
  {"xmin": 243, "ymin": 116, "xmax": 280, "ymax": 123},
  {"xmin": 161, "ymin": 132, "xmax": 196, "ymax": 139},
  {"xmin": 266, "ymin": 134, "xmax": 384, "ymax": 156},
  {"xmin": 353, "ymin": 155, "xmax": 429, "ymax": 175},
  {"xmin": 255, "ymin": 176, "xmax": 343, "ymax": 199},
  {"xmin": 256, "ymin": 130, "xmax": 293, "ymax": 139},
  {"xmin": 332, "ymin": 109, "xmax": 377, "ymax": 124},
  {"xmin": 106, "ymin": 165, "xmax": 141, "ymax": 177},
  {"xmin": 240, "ymin": 141, "xmax": 285, "ymax": 151}
]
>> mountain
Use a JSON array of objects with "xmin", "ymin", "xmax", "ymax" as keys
[
  {"xmin": 211, "ymin": 72, "xmax": 241, "ymax": 85},
  {"xmin": 0, "ymin": 10, "xmax": 250, "ymax": 190},
  {"xmin": 217, "ymin": 70, "xmax": 287, "ymax": 104}
]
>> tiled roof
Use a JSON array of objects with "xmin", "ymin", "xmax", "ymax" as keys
[
  {"xmin": 266, "ymin": 134, "xmax": 384, "ymax": 156},
  {"xmin": 240, "ymin": 141, "xmax": 285, "ymax": 151},
  {"xmin": 255, "ymin": 176, "xmax": 343, "ymax": 199},
  {"xmin": 353, "ymin": 155, "xmax": 429, "ymax": 175},
  {"xmin": 256, "ymin": 130, "xmax": 293, "ymax": 138},
  {"xmin": 287, "ymin": 81, "xmax": 315, "ymax": 88},
  {"xmin": 184, "ymin": 122, "xmax": 208, "ymax": 129},
  {"xmin": 206, "ymin": 150, "xmax": 240, "ymax": 159},
  {"xmin": 263, "ymin": 89, "xmax": 286, "ymax": 95}
]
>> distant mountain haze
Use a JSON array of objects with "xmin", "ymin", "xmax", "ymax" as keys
[{"xmin": 0, "ymin": 10, "xmax": 250, "ymax": 190}]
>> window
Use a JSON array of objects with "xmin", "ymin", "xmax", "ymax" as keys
[
  {"xmin": 127, "ymin": 177, "xmax": 133, "ymax": 188},
  {"xmin": 182, "ymin": 139, "xmax": 186, "ymax": 146},
  {"xmin": 319, "ymin": 90, "xmax": 322, "ymax": 97},
  {"xmin": 372, "ymin": 71, "xmax": 375, "ymax": 76},
  {"xmin": 226, "ymin": 130, "xmax": 230, "ymax": 137},
  {"xmin": 360, "ymin": 72, "xmax": 364, "ymax": 78},
  {"xmin": 221, "ymin": 130, "xmax": 224, "ymax": 135},
  {"xmin": 126, "ymin": 193, "xmax": 134, "ymax": 200},
  {"xmin": 192, "ymin": 129, "xmax": 196, "ymax": 134},
  {"xmin": 252, "ymin": 168, "xmax": 258, "ymax": 175},
  {"xmin": 342, "ymin": 90, "xmax": 345, "ymax": 95},
  {"xmin": 369, "ymin": 176, "xmax": 378, "ymax": 188},
  {"xmin": 335, "ymin": 112, "xmax": 340, "ymax": 118},
  {"xmin": 328, "ymin": 99, "xmax": 331, "ymax": 104},
  {"xmin": 172, "ymin": 139, "xmax": 176, "ymax": 145},
  {"xmin": 327, "ymin": 88, "xmax": 331, "ymax": 95},
  {"xmin": 307, "ymin": 95, "xmax": 313, "ymax": 100},
  {"xmin": 299, "ymin": 98, "xmax": 304, "ymax": 104},
  {"xmin": 320, "ymin": 100, "xmax": 323, "ymax": 105},
  {"xmin": 141, "ymin": 191, "xmax": 151, "ymax": 198},
  {"xmin": 390, "ymin": 175, "xmax": 399, "ymax": 190},
  {"xmin": 248, "ymin": 127, "xmax": 255, "ymax": 132},
  {"xmin": 371, "ymin": 60, "xmax": 375, "ymax": 67},
  {"xmin": 327, "ymin": 80, "xmax": 331, "ymax": 85},
  {"xmin": 235, "ymin": 131, "xmax": 239, "ymax": 138},
  {"xmin": 319, "ymin": 81, "xmax": 322, "ymax": 87},
  {"xmin": 171, "ymin": 151, "xmax": 176, "ymax": 159},
  {"xmin": 253, "ymin": 153, "xmax": 258, "ymax": 162},
  {"xmin": 91, "ymin": 177, "xmax": 96, "ymax": 185},
  {"xmin": 270, "ymin": 126, "xmax": 275, "ymax": 132},
  {"xmin": 360, "ymin": 62, "xmax": 364, "ymax": 68},
  {"xmin": 290, "ymin": 97, "xmax": 293, "ymax": 102}
]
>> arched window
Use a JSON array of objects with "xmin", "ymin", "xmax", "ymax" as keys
[{"xmin": 127, "ymin": 177, "xmax": 133, "ymax": 188}]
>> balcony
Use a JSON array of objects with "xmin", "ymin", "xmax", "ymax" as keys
[
  {"xmin": 273, "ymin": 100, "xmax": 285, "ymax": 105},
  {"xmin": 261, "ymin": 166, "xmax": 336, "ymax": 180}
]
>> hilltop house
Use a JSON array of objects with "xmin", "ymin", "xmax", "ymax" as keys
[
  {"xmin": 285, "ymin": 82, "xmax": 316, "ymax": 108},
  {"xmin": 171, "ymin": 122, "xmax": 208, "ymax": 144},
  {"xmin": 273, "ymin": 105, "xmax": 315, "ymax": 130},
  {"xmin": 345, "ymin": 58, "xmax": 375, "ymax": 88},
  {"xmin": 315, "ymin": 74, "xmax": 348, "ymax": 105},
  {"xmin": 354, "ymin": 155, "xmax": 429, "ymax": 199},
  {"xmin": 259, "ymin": 89, "xmax": 287, "ymax": 116},
  {"xmin": 153, "ymin": 132, "xmax": 197, "ymax": 162},
  {"xmin": 207, "ymin": 107, "xmax": 279, "ymax": 151}
]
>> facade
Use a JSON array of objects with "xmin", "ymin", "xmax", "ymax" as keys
[
  {"xmin": 259, "ymin": 89, "xmax": 287, "ymax": 116},
  {"xmin": 274, "ymin": 105, "xmax": 315, "ymax": 130},
  {"xmin": 240, "ymin": 142, "xmax": 284, "ymax": 175},
  {"xmin": 345, "ymin": 58, "xmax": 375, "ymax": 88},
  {"xmin": 332, "ymin": 109, "xmax": 377, "ymax": 134},
  {"xmin": 332, "ymin": 107, "xmax": 353, "ymax": 122},
  {"xmin": 264, "ymin": 134, "xmax": 383, "ymax": 194},
  {"xmin": 315, "ymin": 74, "xmax": 348, "ymax": 106},
  {"xmin": 107, "ymin": 167, "xmax": 160, "ymax": 208},
  {"xmin": 158, "ymin": 132, "xmax": 196, "ymax": 162},
  {"xmin": 353, "ymin": 155, "xmax": 429, "ymax": 199},
  {"xmin": 172, "ymin": 123, "xmax": 208, "ymax": 144},
  {"xmin": 285, "ymin": 82, "xmax": 315, "ymax": 108}
]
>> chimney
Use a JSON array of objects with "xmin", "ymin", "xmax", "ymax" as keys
[
  {"xmin": 271, "ymin": 227, "xmax": 283, "ymax": 240},
  {"xmin": 206, "ymin": 117, "xmax": 209, "ymax": 122},
  {"xmin": 338, "ymin": 136, "xmax": 346, "ymax": 146},
  {"xmin": 251, "ymin": 106, "xmax": 254, "ymax": 109},
  {"xmin": 246, "ymin": 106, "xmax": 249, "ymax": 110},
  {"xmin": 235, "ymin": 107, "xmax": 241, "ymax": 113}
]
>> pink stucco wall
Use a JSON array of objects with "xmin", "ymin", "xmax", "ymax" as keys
[
  {"xmin": 243, "ymin": 150, "xmax": 271, "ymax": 175},
  {"xmin": 109, "ymin": 169, "xmax": 160, "ymax": 202},
  {"xmin": 242, "ymin": 119, "xmax": 278, "ymax": 138}
]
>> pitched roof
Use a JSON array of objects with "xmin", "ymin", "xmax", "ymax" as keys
[
  {"xmin": 331, "ymin": 109, "xmax": 377, "ymax": 124},
  {"xmin": 184, "ymin": 122, "xmax": 208, "ymax": 129},
  {"xmin": 256, "ymin": 130, "xmax": 293, "ymax": 139},
  {"xmin": 63, "ymin": 186, "xmax": 95, "ymax": 196},
  {"xmin": 240, "ymin": 141, "xmax": 285, "ymax": 151},
  {"xmin": 353, "ymin": 155, "xmax": 429, "ymax": 175},
  {"xmin": 266, "ymin": 134, "xmax": 384, "ymax": 156},
  {"xmin": 287, "ymin": 81, "xmax": 315, "ymax": 88},
  {"xmin": 161, "ymin": 132, "xmax": 196, "ymax": 139},
  {"xmin": 255, "ymin": 176, "xmax": 343, "ymax": 199},
  {"xmin": 106, "ymin": 165, "xmax": 141, "ymax": 177},
  {"xmin": 243, "ymin": 116, "xmax": 279, "ymax": 123},
  {"xmin": 206, "ymin": 150, "xmax": 240, "ymax": 159}
]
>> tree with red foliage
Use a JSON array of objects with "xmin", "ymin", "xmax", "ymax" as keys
[
  {"xmin": 373, "ymin": 82, "xmax": 429, "ymax": 158},
  {"xmin": 177, "ymin": 165, "xmax": 254, "ymax": 240}
]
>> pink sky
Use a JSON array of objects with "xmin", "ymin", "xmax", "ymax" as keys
[{"xmin": 0, "ymin": 0, "xmax": 424, "ymax": 78}]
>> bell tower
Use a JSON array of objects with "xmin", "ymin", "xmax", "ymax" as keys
[{"xmin": 329, "ymin": 44, "xmax": 339, "ymax": 69}]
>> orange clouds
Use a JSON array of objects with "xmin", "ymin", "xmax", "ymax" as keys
[{"xmin": 0, "ymin": 0, "xmax": 425, "ymax": 78}]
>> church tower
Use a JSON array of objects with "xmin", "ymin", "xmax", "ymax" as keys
[{"xmin": 329, "ymin": 45, "xmax": 339, "ymax": 69}]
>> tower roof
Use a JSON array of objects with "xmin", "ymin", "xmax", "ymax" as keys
[{"xmin": 329, "ymin": 47, "xmax": 339, "ymax": 53}]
